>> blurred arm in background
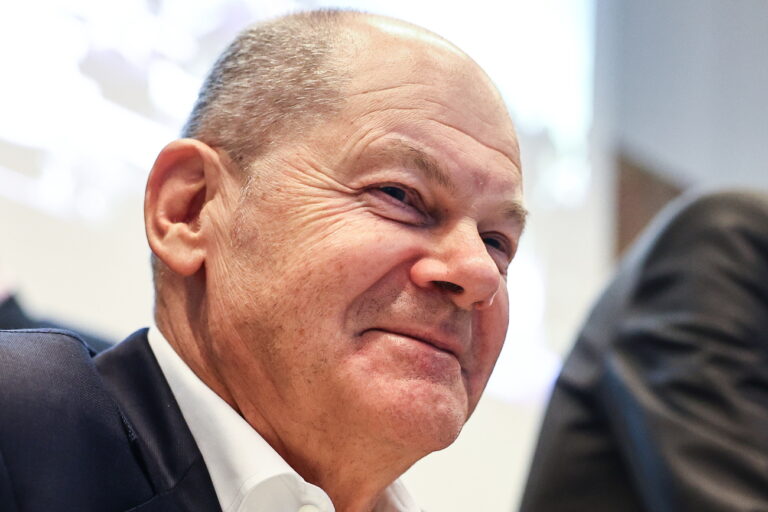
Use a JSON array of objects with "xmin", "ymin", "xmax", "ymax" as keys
[{"xmin": 520, "ymin": 190, "xmax": 768, "ymax": 512}]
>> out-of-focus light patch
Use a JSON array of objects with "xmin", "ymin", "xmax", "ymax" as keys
[
  {"xmin": 61, "ymin": 96, "xmax": 170, "ymax": 179},
  {"xmin": 36, "ymin": 163, "xmax": 78, "ymax": 218},
  {"xmin": 65, "ymin": 0, "xmax": 158, "ymax": 66},
  {"xmin": 536, "ymin": 153, "xmax": 593, "ymax": 208},
  {"xmin": 488, "ymin": 0, "xmax": 594, "ymax": 153},
  {"xmin": 243, "ymin": 0, "xmax": 304, "ymax": 19},
  {"xmin": 153, "ymin": 24, "xmax": 199, "ymax": 63},
  {"xmin": 158, "ymin": 0, "xmax": 233, "ymax": 43},
  {"xmin": 0, "ymin": 72, "xmax": 101, "ymax": 150},
  {"xmin": 148, "ymin": 60, "xmax": 201, "ymax": 123},
  {"xmin": 159, "ymin": 0, "xmax": 224, "ymax": 31},
  {"xmin": 0, "ymin": 12, "xmax": 99, "ymax": 149},
  {"xmin": 61, "ymin": 150, "xmax": 145, "ymax": 217},
  {"xmin": 3, "ymin": 6, "xmax": 91, "ymax": 67},
  {"xmin": 486, "ymin": 242, "xmax": 561, "ymax": 404},
  {"xmin": 75, "ymin": 184, "xmax": 110, "ymax": 222},
  {"xmin": 487, "ymin": 339, "xmax": 561, "ymax": 404},
  {"xmin": 3, "ymin": 79, "xmax": 174, "ymax": 175},
  {"xmin": 0, "ymin": 1, "xmax": 182, "ymax": 226},
  {"xmin": 0, "ymin": 165, "xmax": 37, "ymax": 210},
  {"xmin": 0, "ymin": 151, "xmax": 143, "ymax": 224}
]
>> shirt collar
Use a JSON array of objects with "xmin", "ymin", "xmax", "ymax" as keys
[{"xmin": 146, "ymin": 326, "xmax": 420, "ymax": 512}]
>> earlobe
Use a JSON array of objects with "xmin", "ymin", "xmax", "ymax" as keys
[{"xmin": 144, "ymin": 138, "xmax": 223, "ymax": 277}]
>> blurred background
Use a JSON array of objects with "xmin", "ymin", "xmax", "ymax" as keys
[{"xmin": 0, "ymin": 0, "xmax": 766, "ymax": 510}]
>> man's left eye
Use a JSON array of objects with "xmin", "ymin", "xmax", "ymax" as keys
[
  {"xmin": 482, "ymin": 234, "xmax": 515, "ymax": 275},
  {"xmin": 482, "ymin": 234, "xmax": 511, "ymax": 257}
]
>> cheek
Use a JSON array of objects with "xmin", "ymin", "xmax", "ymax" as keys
[{"xmin": 305, "ymin": 222, "xmax": 423, "ymax": 294}]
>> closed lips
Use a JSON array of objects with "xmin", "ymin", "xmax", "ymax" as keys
[{"xmin": 363, "ymin": 328, "xmax": 460, "ymax": 359}]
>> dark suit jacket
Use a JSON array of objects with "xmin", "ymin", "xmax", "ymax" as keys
[
  {"xmin": 520, "ymin": 191, "xmax": 768, "ymax": 512},
  {"xmin": 0, "ymin": 295, "xmax": 114, "ymax": 352},
  {"xmin": 0, "ymin": 328, "xmax": 221, "ymax": 511}
]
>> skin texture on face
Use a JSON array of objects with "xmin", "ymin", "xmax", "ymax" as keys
[{"xmin": 148, "ymin": 15, "xmax": 523, "ymax": 512}]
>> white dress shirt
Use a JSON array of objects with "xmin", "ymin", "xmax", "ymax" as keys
[{"xmin": 147, "ymin": 327, "xmax": 421, "ymax": 512}]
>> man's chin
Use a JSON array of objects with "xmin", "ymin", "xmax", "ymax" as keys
[{"xmin": 366, "ymin": 378, "xmax": 469, "ymax": 454}]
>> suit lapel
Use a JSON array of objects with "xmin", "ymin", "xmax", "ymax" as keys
[{"xmin": 95, "ymin": 329, "xmax": 221, "ymax": 511}]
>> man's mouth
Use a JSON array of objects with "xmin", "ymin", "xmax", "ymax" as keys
[{"xmin": 362, "ymin": 327, "xmax": 462, "ymax": 360}]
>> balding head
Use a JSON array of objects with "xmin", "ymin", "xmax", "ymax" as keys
[{"xmin": 180, "ymin": 10, "xmax": 515, "ymax": 170}]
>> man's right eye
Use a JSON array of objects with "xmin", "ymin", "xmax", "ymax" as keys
[
  {"xmin": 366, "ymin": 184, "xmax": 430, "ymax": 225},
  {"xmin": 379, "ymin": 185, "xmax": 408, "ymax": 203}
]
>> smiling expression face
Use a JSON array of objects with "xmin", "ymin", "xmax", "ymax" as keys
[{"xmin": 204, "ymin": 20, "xmax": 524, "ymax": 458}]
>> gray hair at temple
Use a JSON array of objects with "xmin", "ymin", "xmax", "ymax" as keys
[
  {"xmin": 152, "ymin": 10, "xmax": 357, "ymax": 289},
  {"xmin": 181, "ymin": 10, "xmax": 354, "ymax": 169}
]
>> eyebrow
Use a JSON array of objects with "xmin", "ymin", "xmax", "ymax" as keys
[
  {"xmin": 370, "ymin": 139, "xmax": 529, "ymax": 229},
  {"xmin": 371, "ymin": 140, "xmax": 456, "ymax": 192},
  {"xmin": 502, "ymin": 200, "xmax": 529, "ymax": 231}
]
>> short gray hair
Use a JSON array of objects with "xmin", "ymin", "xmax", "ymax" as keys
[
  {"xmin": 181, "ymin": 9, "xmax": 355, "ymax": 168},
  {"xmin": 153, "ymin": 10, "xmax": 355, "ymax": 292}
]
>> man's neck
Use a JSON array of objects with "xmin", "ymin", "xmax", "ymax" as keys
[
  {"xmin": 215, "ymin": 355, "xmax": 416, "ymax": 512},
  {"xmin": 272, "ymin": 425, "xmax": 414, "ymax": 512}
]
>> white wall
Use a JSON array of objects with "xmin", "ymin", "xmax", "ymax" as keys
[
  {"xmin": 610, "ymin": 0, "xmax": 768, "ymax": 188},
  {"xmin": 0, "ymin": 193, "xmax": 153, "ymax": 340}
]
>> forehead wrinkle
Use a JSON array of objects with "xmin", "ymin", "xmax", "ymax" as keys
[
  {"xmin": 425, "ymin": 112, "xmax": 521, "ymax": 172},
  {"xmin": 407, "ymin": 95, "xmax": 519, "ymax": 170},
  {"xmin": 355, "ymin": 105, "xmax": 520, "ymax": 173},
  {"xmin": 347, "ymin": 82, "xmax": 425, "ymax": 97}
]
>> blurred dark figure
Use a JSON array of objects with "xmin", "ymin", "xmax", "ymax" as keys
[
  {"xmin": 0, "ymin": 294, "xmax": 113, "ymax": 352},
  {"xmin": 520, "ymin": 191, "xmax": 768, "ymax": 512}
]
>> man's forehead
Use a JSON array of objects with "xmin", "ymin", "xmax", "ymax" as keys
[
  {"xmin": 367, "ymin": 138, "xmax": 520, "ymax": 187},
  {"xmin": 338, "ymin": 19, "xmax": 519, "ymax": 165}
]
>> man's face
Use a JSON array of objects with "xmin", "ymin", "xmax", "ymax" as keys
[{"xmin": 205, "ymin": 28, "xmax": 524, "ymax": 456}]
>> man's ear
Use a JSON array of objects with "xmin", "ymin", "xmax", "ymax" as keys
[{"xmin": 144, "ymin": 138, "xmax": 227, "ymax": 277}]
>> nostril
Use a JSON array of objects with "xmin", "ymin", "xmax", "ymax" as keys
[{"xmin": 434, "ymin": 281, "xmax": 464, "ymax": 294}]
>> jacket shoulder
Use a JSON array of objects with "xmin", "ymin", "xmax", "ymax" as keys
[{"xmin": 0, "ymin": 329, "xmax": 153, "ymax": 511}]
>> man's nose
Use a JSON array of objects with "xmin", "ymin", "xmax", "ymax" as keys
[{"xmin": 410, "ymin": 221, "xmax": 502, "ymax": 311}]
